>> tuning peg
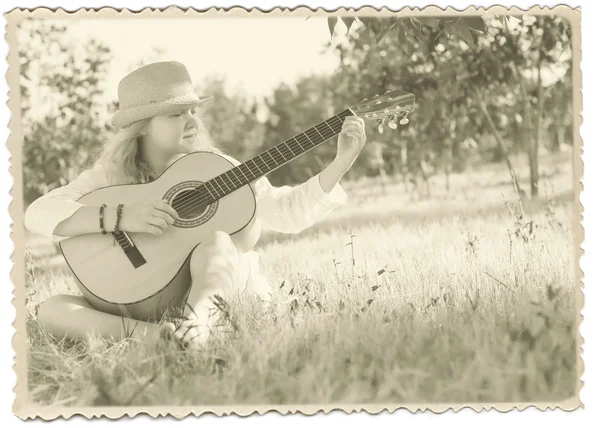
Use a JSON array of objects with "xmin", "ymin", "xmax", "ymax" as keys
[
  {"xmin": 388, "ymin": 117, "xmax": 398, "ymax": 129},
  {"xmin": 400, "ymin": 116, "xmax": 409, "ymax": 125}
]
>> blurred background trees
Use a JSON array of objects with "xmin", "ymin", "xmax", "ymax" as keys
[
  {"xmin": 323, "ymin": 15, "xmax": 572, "ymax": 197},
  {"xmin": 19, "ymin": 14, "xmax": 573, "ymax": 205},
  {"xmin": 19, "ymin": 19, "xmax": 112, "ymax": 203}
]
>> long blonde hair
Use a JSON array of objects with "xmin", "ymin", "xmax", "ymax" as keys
[{"xmin": 93, "ymin": 114, "xmax": 223, "ymax": 185}]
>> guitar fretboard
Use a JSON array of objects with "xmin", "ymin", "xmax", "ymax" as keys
[{"xmin": 197, "ymin": 108, "xmax": 355, "ymax": 202}]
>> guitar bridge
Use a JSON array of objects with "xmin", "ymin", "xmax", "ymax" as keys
[{"xmin": 114, "ymin": 231, "xmax": 146, "ymax": 268}]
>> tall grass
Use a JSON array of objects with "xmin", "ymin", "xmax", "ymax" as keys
[{"xmin": 23, "ymin": 153, "xmax": 578, "ymax": 406}]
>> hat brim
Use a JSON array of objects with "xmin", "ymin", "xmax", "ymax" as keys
[{"xmin": 111, "ymin": 96, "xmax": 212, "ymax": 129}]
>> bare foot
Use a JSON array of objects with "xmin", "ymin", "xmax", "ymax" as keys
[{"xmin": 159, "ymin": 322, "xmax": 176, "ymax": 342}]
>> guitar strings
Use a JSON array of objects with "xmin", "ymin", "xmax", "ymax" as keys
[
  {"xmin": 171, "ymin": 113, "xmax": 348, "ymax": 217},
  {"xmin": 172, "ymin": 116, "xmax": 345, "ymax": 217},
  {"xmin": 172, "ymin": 125, "xmax": 330, "ymax": 218},
  {"xmin": 172, "ymin": 102, "xmax": 404, "ymax": 217},
  {"xmin": 174, "ymin": 100, "xmax": 412, "ymax": 218},
  {"xmin": 171, "ymin": 113, "xmax": 350, "ymax": 218}
]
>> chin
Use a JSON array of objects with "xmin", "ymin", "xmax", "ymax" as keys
[{"xmin": 179, "ymin": 140, "xmax": 196, "ymax": 152}]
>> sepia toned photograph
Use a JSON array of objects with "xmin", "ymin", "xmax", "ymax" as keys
[{"xmin": 7, "ymin": 5, "xmax": 582, "ymax": 419}]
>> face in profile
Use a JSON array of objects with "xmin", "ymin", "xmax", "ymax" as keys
[{"xmin": 142, "ymin": 107, "xmax": 200, "ymax": 156}]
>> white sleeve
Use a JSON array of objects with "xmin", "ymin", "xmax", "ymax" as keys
[
  {"xmin": 253, "ymin": 173, "xmax": 347, "ymax": 234},
  {"xmin": 24, "ymin": 164, "xmax": 109, "ymax": 242}
]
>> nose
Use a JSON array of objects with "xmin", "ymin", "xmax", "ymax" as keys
[{"xmin": 185, "ymin": 110, "xmax": 199, "ymax": 127}]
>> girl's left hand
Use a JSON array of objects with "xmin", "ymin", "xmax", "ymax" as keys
[{"xmin": 335, "ymin": 116, "xmax": 367, "ymax": 171}]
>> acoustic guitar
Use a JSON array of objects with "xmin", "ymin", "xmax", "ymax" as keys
[{"xmin": 59, "ymin": 90, "xmax": 415, "ymax": 322}]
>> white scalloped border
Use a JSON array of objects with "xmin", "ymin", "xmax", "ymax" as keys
[{"xmin": 4, "ymin": 4, "xmax": 583, "ymax": 420}]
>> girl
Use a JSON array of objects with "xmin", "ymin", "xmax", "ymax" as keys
[{"xmin": 24, "ymin": 61, "xmax": 367, "ymax": 349}]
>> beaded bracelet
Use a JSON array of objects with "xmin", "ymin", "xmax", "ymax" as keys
[
  {"xmin": 99, "ymin": 204, "xmax": 107, "ymax": 235},
  {"xmin": 113, "ymin": 204, "xmax": 124, "ymax": 246}
]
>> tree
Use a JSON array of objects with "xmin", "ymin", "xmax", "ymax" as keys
[
  {"xmin": 455, "ymin": 15, "xmax": 572, "ymax": 197},
  {"xmin": 325, "ymin": 15, "xmax": 488, "ymax": 52},
  {"xmin": 195, "ymin": 76, "xmax": 265, "ymax": 162},
  {"xmin": 326, "ymin": 18, "xmax": 486, "ymax": 191},
  {"xmin": 19, "ymin": 19, "xmax": 112, "ymax": 204},
  {"xmin": 260, "ymin": 76, "xmax": 339, "ymax": 185},
  {"xmin": 326, "ymin": 14, "xmax": 572, "ymax": 199}
]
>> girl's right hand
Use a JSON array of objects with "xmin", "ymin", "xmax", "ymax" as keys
[{"xmin": 118, "ymin": 200, "xmax": 179, "ymax": 235}]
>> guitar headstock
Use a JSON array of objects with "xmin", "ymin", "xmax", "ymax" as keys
[{"xmin": 351, "ymin": 90, "xmax": 415, "ymax": 133}]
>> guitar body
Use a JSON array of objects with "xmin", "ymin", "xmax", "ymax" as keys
[{"xmin": 59, "ymin": 152, "xmax": 261, "ymax": 322}]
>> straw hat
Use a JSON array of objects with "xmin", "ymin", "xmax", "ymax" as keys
[{"xmin": 110, "ymin": 61, "xmax": 211, "ymax": 129}]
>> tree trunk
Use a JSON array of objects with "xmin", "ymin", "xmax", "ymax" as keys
[
  {"xmin": 531, "ymin": 52, "xmax": 545, "ymax": 198},
  {"xmin": 529, "ymin": 87, "xmax": 544, "ymax": 198},
  {"xmin": 418, "ymin": 158, "xmax": 431, "ymax": 198},
  {"xmin": 400, "ymin": 142, "xmax": 409, "ymax": 193},
  {"xmin": 475, "ymin": 87, "xmax": 526, "ymax": 202},
  {"xmin": 558, "ymin": 124, "xmax": 565, "ymax": 148},
  {"xmin": 444, "ymin": 144, "xmax": 451, "ymax": 193}
]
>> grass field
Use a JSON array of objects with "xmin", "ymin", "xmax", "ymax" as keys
[{"xmin": 23, "ymin": 150, "xmax": 579, "ymax": 407}]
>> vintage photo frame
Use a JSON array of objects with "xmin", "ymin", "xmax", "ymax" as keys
[{"xmin": 6, "ymin": 4, "xmax": 583, "ymax": 420}]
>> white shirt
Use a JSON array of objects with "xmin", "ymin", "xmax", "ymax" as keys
[{"xmin": 24, "ymin": 152, "xmax": 348, "ymax": 296}]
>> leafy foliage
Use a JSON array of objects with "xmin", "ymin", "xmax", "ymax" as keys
[
  {"xmin": 326, "ymin": 15, "xmax": 488, "ymax": 51},
  {"xmin": 324, "ymin": 15, "xmax": 572, "ymax": 196},
  {"xmin": 19, "ymin": 20, "xmax": 112, "ymax": 203},
  {"xmin": 260, "ymin": 77, "xmax": 340, "ymax": 185},
  {"xmin": 195, "ymin": 76, "xmax": 266, "ymax": 162}
]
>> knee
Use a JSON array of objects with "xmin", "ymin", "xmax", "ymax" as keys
[
  {"xmin": 191, "ymin": 231, "xmax": 237, "ymax": 268},
  {"xmin": 199, "ymin": 231, "xmax": 237, "ymax": 258},
  {"xmin": 204, "ymin": 230, "xmax": 235, "ymax": 251}
]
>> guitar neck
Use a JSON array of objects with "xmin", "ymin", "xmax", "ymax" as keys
[{"xmin": 200, "ymin": 108, "xmax": 355, "ymax": 201}]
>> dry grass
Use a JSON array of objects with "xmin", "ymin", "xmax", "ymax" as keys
[{"xmin": 23, "ymin": 151, "xmax": 578, "ymax": 406}]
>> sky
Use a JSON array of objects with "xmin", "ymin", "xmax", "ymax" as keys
[{"xmin": 64, "ymin": 17, "xmax": 342, "ymax": 104}]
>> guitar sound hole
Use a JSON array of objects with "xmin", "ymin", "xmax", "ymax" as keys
[{"xmin": 172, "ymin": 190, "xmax": 209, "ymax": 220}]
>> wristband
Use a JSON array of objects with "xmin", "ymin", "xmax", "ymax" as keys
[
  {"xmin": 99, "ymin": 204, "xmax": 107, "ymax": 235},
  {"xmin": 113, "ymin": 204, "xmax": 124, "ymax": 246}
]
